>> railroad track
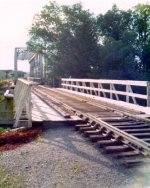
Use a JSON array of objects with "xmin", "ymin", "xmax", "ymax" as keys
[{"xmin": 32, "ymin": 85, "xmax": 150, "ymax": 167}]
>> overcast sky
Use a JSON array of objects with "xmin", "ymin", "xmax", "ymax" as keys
[{"xmin": 0, "ymin": 0, "xmax": 149, "ymax": 72}]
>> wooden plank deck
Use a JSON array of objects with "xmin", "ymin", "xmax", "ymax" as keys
[
  {"xmin": 59, "ymin": 88, "xmax": 150, "ymax": 117},
  {"xmin": 31, "ymin": 93, "xmax": 81, "ymax": 123}
]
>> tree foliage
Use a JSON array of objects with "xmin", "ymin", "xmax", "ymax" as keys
[
  {"xmin": 27, "ymin": 2, "xmax": 100, "ymax": 79},
  {"xmin": 27, "ymin": 2, "xmax": 150, "ymax": 81},
  {"xmin": 132, "ymin": 4, "xmax": 150, "ymax": 78}
]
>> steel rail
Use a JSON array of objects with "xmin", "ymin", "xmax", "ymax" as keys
[
  {"xmin": 33, "ymin": 86, "xmax": 150, "ymax": 156},
  {"xmin": 41, "ymin": 87, "xmax": 150, "ymax": 122}
]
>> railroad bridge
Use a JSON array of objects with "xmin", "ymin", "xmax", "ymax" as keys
[{"xmin": 13, "ymin": 78, "xmax": 150, "ymax": 167}]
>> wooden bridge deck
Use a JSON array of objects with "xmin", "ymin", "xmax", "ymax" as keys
[
  {"xmin": 29, "ymin": 85, "xmax": 150, "ymax": 166},
  {"xmin": 31, "ymin": 92, "xmax": 82, "ymax": 123},
  {"xmin": 60, "ymin": 88, "xmax": 150, "ymax": 118},
  {"xmin": 32, "ymin": 86, "xmax": 150, "ymax": 122}
]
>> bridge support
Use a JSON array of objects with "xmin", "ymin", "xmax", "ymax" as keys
[{"xmin": 13, "ymin": 79, "xmax": 35, "ymax": 128}]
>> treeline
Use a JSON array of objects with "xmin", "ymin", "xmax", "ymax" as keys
[{"xmin": 27, "ymin": 2, "xmax": 150, "ymax": 81}]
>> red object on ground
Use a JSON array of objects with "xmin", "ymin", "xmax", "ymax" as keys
[{"xmin": 0, "ymin": 129, "xmax": 42, "ymax": 152}]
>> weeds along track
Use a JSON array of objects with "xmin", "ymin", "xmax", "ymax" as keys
[{"xmin": 33, "ymin": 85, "xmax": 150, "ymax": 167}]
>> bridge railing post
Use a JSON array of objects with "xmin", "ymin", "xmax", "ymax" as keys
[
  {"xmin": 14, "ymin": 79, "xmax": 35, "ymax": 128},
  {"xmin": 147, "ymin": 82, "xmax": 150, "ymax": 107},
  {"xmin": 126, "ymin": 85, "xmax": 129, "ymax": 103}
]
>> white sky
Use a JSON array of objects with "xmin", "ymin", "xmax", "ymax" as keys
[{"xmin": 0, "ymin": 0, "xmax": 149, "ymax": 72}]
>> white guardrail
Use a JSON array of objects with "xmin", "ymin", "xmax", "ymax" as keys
[{"xmin": 61, "ymin": 79, "xmax": 150, "ymax": 107}]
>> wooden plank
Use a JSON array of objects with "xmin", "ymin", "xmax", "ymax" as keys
[
  {"xmin": 105, "ymin": 145, "xmax": 133, "ymax": 154},
  {"xmin": 131, "ymin": 133, "xmax": 150, "ymax": 138},
  {"xmin": 97, "ymin": 140, "xmax": 122, "ymax": 148},
  {"xmin": 116, "ymin": 125, "xmax": 150, "ymax": 129},
  {"xmin": 80, "ymin": 126, "xmax": 97, "ymax": 132},
  {"xmin": 114, "ymin": 151, "xmax": 140, "ymax": 158},
  {"xmin": 96, "ymin": 114, "xmax": 121, "ymax": 117},
  {"xmin": 142, "ymin": 138, "xmax": 150, "ymax": 142},
  {"xmin": 90, "ymin": 134, "xmax": 112, "ymax": 142},
  {"xmin": 84, "ymin": 129, "xmax": 101, "ymax": 136},
  {"xmin": 94, "ymin": 112, "xmax": 116, "ymax": 115},
  {"xmin": 75, "ymin": 124, "xmax": 90, "ymax": 131},
  {"xmin": 110, "ymin": 122, "xmax": 143, "ymax": 126},
  {"xmin": 124, "ymin": 159, "xmax": 150, "ymax": 167},
  {"xmin": 100, "ymin": 118, "xmax": 132, "ymax": 122},
  {"xmin": 124, "ymin": 129, "xmax": 150, "ymax": 133}
]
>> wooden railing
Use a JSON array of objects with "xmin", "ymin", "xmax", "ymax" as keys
[
  {"xmin": 14, "ymin": 79, "xmax": 36, "ymax": 128},
  {"xmin": 61, "ymin": 79, "xmax": 150, "ymax": 107}
]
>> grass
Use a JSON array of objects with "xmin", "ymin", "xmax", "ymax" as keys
[
  {"xmin": 0, "ymin": 166, "xmax": 24, "ymax": 188},
  {"xmin": 0, "ymin": 127, "xmax": 11, "ymax": 135}
]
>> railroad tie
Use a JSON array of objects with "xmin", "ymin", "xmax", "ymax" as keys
[
  {"xmin": 101, "ymin": 118, "xmax": 133, "ymax": 123},
  {"xmin": 89, "ymin": 134, "xmax": 112, "ymax": 142},
  {"xmin": 79, "ymin": 123, "xmax": 98, "ymax": 132},
  {"xmin": 104, "ymin": 145, "xmax": 134, "ymax": 154},
  {"xmin": 75, "ymin": 124, "xmax": 91, "ymax": 131},
  {"xmin": 79, "ymin": 126, "xmax": 97, "ymax": 132},
  {"xmin": 123, "ymin": 158, "xmax": 150, "ymax": 167},
  {"xmin": 83, "ymin": 129, "xmax": 102, "ymax": 136},
  {"xmin": 113, "ymin": 150, "xmax": 140, "ymax": 159},
  {"xmin": 142, "ymin": 138, "xmax": 150, "ymax": 143},
  {"xmin": 124, "ymin": 129, "xmax": 150, "ymax": 134},
  {"xmin": 115, "ymin": 124, "xmax": 150, "ymax": 129},
  {"xmin": 131, "ymin": 133, "xmax": 150, "ymax": 138},
  {"xmin": 75, "ymin": 121, "xmax": 96, "ymax": 131},
  {"xmin": 97, "ymin": 140, "xmax": 122, "ymax": 148},
  {"xmin": 110, "ymin": 122, "xmax": 141, "ymax": 126}
]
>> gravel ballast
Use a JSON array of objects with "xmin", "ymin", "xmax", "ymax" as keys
[{"xmin": 0, "ymin": 124, "xmax": 150, "ymax": 188}]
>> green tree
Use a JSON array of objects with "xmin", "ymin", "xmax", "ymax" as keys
[
  {"xmin": 97, "ymin": 5, "xmax": 132, "ymax": 41},
  {"xmin": 97, "ymin": 5, "xmax": 138, "ymax": 79},
  {"xmin": 132, "ymin": 4, "xmax": 150, "ymax": 78},
  {"xmin": 27, "ymin": 2, "xmax": 100, "ymax": 80}
]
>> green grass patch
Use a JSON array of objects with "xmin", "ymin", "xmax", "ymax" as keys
[
  {"xmin": 0, "ymin": 127, "xmax": 11, "ymax": 135},
  {"xmin": 0, "ymin": 166, "xmax": 24, "ymax": 188}
]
